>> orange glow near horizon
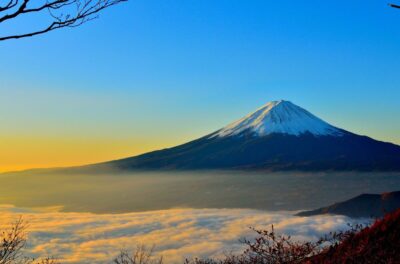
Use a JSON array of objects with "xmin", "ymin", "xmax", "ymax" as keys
[
  {"xmin": 1, "ymin": 132, "xmax": 400, "ymax": 173},
  {"xmin": 0, "ymin": 136, "xmax": 179, "ymax": 173}
]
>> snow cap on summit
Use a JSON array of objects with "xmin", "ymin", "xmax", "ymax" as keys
[{"xmin": 212, "ymin": 100, "xmax": 343, "ymax": 137}]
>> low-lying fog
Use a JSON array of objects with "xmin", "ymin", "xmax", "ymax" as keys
[
  {"xmin": 1, "ymin": 205, "xmax": 363, "ymax": 264},
  {"xmin": 1, "ymin": 170, "xmax": 400, "ymax": 213}
]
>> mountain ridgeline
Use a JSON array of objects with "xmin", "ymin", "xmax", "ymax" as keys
[
  {"xmin": 297, "ymin": 191, "xmax": 400, "ymax": 218},
  {"xmin": 100, "ymin": 100, "xmax": 400, "ymax": 171}
]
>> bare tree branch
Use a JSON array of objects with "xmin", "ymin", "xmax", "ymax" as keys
[
  {"xmin": 0, "ymin": 217, "xmax": 60, "ymax": 264},
  {"xmin": 0, "ymin": 0, "xmax": 19, "ymax": 12},
  {"xmin": 389, "ymin": 3, "xmax": 400, "ymax": 9},
  {"xmin": 0, "ymin": 216, "xmax": 27, "ymax": 264},
  {"xmin": 113, "ymin": 245, "xmax": 164, "ymax": 264},
  {"xmin": 0, "ymin": 0, "xmax": 127, "ymax": 41}
]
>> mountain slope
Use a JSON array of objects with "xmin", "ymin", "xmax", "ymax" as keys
[
  {"xmin": 296, "ymin": 191, "xmax": 400, "ymax": 218},
  {"xmin": 99, "ymin": 100, "xmax": 400, "ymax": 171}
]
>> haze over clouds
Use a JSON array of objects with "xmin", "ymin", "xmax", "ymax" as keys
[{"xmin": 0, "ymin": 205, "xmax": 360, "ymax": 264}]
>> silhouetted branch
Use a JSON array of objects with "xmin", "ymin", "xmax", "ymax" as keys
[
  {"xmin": 0, "ymin": 1, "xmax": 18, "ymax": 12},
  {"xmin": 0, "ymin": 0, "xmax": 127, "ymax": 41},
  {"xmin": 389, "ymin": 3, "xmax": 400, "ymax": 9},
  {"xmin": 0, "ymin": 216, "xmax": 27, "ymax": 264},
  {"xmin": 113, "ymin": 245, "xmax": 164, "ymax": 264},
  {"xmin": 0, "ymin": 217, "xmax": 59, "ymax": 264}
]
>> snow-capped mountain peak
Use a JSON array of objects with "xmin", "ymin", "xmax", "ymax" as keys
[
  {"xmin": 96, "ymin": 99, "xmax": 400, "ymax": 171},
  {"xmin": 212, "ymin": 100, "xmax": 343, "ymax": 137}
]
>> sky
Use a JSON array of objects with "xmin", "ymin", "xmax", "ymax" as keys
[{"xmin": 1, "ymin": 0, "xmax": 400, "ymax": 172}]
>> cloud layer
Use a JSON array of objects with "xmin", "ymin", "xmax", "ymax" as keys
[{"xmin": 0, "ymin": 205, "xmax": 355, "ymax": 264}]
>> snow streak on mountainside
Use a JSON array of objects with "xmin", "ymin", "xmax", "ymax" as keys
[{"xmin": 212, "ymin": 100, "xmax": 344, "ymax": 138}]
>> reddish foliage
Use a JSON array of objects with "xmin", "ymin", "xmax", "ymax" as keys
[
  {"xmin": 308, "ymin": 209, "xmax": 400, "ymax": 264},
  {"xmin": 188, "ymin": 209, "xmax": 400, "ymax": 264}
]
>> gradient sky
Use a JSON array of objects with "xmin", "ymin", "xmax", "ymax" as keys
[{"xmin": 1, "ymin": 0, "xmax": 400, "ymax": 172}]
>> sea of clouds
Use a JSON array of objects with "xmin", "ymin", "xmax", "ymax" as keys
[{"xmin": 0, "ymin": 205, "xmax": 358, "ymax": 264}]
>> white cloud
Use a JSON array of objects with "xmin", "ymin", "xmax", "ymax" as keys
[{"xmin": 0, "ymin": 205, "xmax": 356, "ymax": 264}]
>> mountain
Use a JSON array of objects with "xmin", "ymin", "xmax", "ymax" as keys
[
  {"xmin": 296, "ymin": 191, "xmax": 400, "ymax": 218},
  {"xmin": 99, "ymin": 100, "xmax": 400, "ymax": 171}
]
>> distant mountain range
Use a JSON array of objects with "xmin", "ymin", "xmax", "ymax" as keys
[
  {"xmin": 297, "ymin": 191, "xmax": 400, "ymax": 218},
  {"xmin": 94, "ymin": 100, "xmax": 400, "ymax": 171}
]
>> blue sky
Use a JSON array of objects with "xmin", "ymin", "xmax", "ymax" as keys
[{"xmin": 1, "ymin": 0, "xmax": 400, "ymax": 170}]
